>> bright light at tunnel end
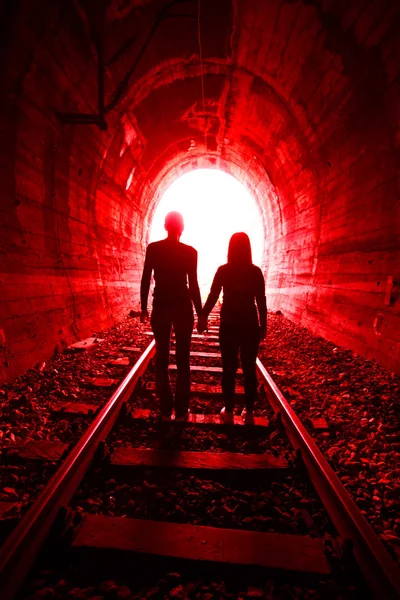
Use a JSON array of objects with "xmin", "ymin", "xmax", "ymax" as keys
[{"xmin": 150, "ymin": 169, "xmax": 265, "ymax": 299}]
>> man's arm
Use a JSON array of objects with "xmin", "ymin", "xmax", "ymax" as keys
[
  {"xmin": 140, "ymin": 244, "xmax": 153, "ymax": 319},
  {"xmin": 187, "ymin": 249, "xmax": 202, "ymax": 316},
  {"xmin": 202, "ymin": 268, "xmax": 223, "ymax": 317},
  {"xmin": 255, "ymin": 269, "xmax": 267, "ymax": 339}
]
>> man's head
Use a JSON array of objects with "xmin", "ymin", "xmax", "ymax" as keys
[{"xmin": 164, "ymin": 211, "xmax": 184, "ymax": 237}]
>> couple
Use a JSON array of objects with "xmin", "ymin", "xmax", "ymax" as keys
[{"xmin": 140, "ymin": 211, "xmax": 266, "ymax": 425}]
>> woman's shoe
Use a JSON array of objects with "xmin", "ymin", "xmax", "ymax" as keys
[
  {"xmin": 175, "ymin": 410, "xmax": 190, "ymax": 423},
  {"xmin": 241, "ymin": 408, "xmax": 254, "ymax": 425},
  {"xmin": 220, "ymin": 407, "xmax": 234, "ymax": 424}
]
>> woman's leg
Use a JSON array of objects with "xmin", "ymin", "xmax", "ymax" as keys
[
  {"xmin": 219, "ymin": 324, "xmax": 239, "ymax": 413},
  {"xmin": 240, "ymin": 325, "xmax": 260, "ymax": 412}
]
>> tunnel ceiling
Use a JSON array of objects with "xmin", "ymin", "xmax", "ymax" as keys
[
  {"xmin": 98, "ymin": 0, "xmax": 335, "ymax": 208},
  {"xmin": 81, "ymin": 0, "xmax": 400, "ymax": 257},
  {"xmin": 96, "ymin": 0, "xmax": 397, "ymax": 204},
  {"xmin": 1, "ymin": 0, "xmax": 399, "ymax": 380}
]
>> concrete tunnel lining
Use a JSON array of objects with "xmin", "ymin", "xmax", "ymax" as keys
[{"xmin": 0, "ymin": 0, "xmax": 399, "ymax": 382}]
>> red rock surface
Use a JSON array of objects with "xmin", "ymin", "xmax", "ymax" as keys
[
  {"xmin": 1, "ymin": 1, "xmax": 399, "ymax": 383},
  {"xmin": 260, "ymin": 311, "xmax": 400, "ymax": 562}
]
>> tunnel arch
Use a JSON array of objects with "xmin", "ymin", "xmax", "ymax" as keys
[
  {"xmin": 0, "ymin": 0, "xmax": 399, "ymax": 381},
  {"xmin": 139, "ymin": 150, "xmax": 274, "ymax": 257}
]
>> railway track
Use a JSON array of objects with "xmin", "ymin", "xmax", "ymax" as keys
[{"xmin": 1, "ymin": 317, "xmax": 400, "ymax": 599}]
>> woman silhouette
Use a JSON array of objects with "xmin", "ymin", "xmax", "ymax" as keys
[{"xmin": 199, "ymin": 233, "xmax": 267, "ymax": 424}]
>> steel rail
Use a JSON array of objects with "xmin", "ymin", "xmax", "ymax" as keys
[
  {"xmin": 256, "ymin": 358, "xmax": 400, "ymax": 600},
  {"xmin": 0, "ymin": 340, "xmax": 155, "ymax": 600}
]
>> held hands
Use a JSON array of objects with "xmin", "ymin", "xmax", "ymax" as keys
[
  {"xmin": 140, "ymin": 310, "xmax": 149, "ymax": 324},
  {"xmin": 197, "ymin": 315, "xmax": 208, "ymax": 334}
]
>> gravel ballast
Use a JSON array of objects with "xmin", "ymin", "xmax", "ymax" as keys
[
  {"xmin": 71, "ymin": 468, "xmax": 332, "ymax": 537},
  {"xmin": 2, "ymin": 308, "xmax": 400, "ymax": 565},
  {"xmin": 20, "ymin": 568, "xmax": 362, "ymax": 600},
  {"xmin": 0, "ymin": 316, "xmax": 150, "ymax": 543},
  {"xmin": 259, "ymin": 311, "xmax": 400, "ymax": 562}
]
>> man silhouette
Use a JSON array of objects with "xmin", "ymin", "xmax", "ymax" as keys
[{"xmin": 140, "ymin": 211, "xmax": 202, "ymax": 422}]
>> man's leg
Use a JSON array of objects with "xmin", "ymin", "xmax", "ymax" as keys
[
  {"xmin": 173, "ymin": 311, "xmax": 194, "ymax": 418},
  {"xmin": 240, "ymin": 325, "xmax": 260, "ymax": 412},
  {"xmin": 151, "ymin": 311, "xmax": 173, "ymax": 418},
  {"xmin": 219, "ymin": 324, "xmax": 239, "ymax": 413}
]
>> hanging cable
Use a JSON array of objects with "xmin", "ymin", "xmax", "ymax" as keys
[{"xmin": 197, "ymin": 0, "xmax": 207, "ymax": 150}]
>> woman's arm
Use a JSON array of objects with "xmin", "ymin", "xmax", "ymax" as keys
[{"xmin": 255, "ymin": 269, "xmax": 267, "ymax": 338}]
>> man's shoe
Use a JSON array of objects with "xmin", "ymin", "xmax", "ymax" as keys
[
  {"xmin": 241, "ymin": 408, "xmax": 254, "ymax": 425},
  {"xmin": 175, "ymin": 411, "xmax": 189, "ymax": 423},
  {"xmin": 160, "ymin": 413, "xmax": 172, "ymax": 422},
  {"xmin": 220, "ymin": 407, "xmax": 234, "ymax": 424}
]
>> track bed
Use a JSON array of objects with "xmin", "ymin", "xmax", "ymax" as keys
[{"xmin": 1, "ymin": 316, "xmax": 399, "ymax": 599}]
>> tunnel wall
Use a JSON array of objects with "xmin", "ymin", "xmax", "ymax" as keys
[
  {"xmin": 120, "ymin": 0, "xmax": 400, "ymax": 373},
  {"xmin": 0, "ymin": 2, "xmax": 144, "ymax": 381},
  {"xmin": 0, "ymin": 0, "xmax": 399, "ymax": 383},
  {"xmin": 244, "ymin": 3, "xmax": 400, "ymax": 371}
]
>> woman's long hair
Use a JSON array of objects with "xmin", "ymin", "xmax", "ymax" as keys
[{"xmin": 227, "ymin": 232, "xmax": 252, "ymax": 265}]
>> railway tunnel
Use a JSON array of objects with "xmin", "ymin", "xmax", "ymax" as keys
[{"xmin": 1, "ymin": 0, "xmax": 400, "ymax": 383}]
